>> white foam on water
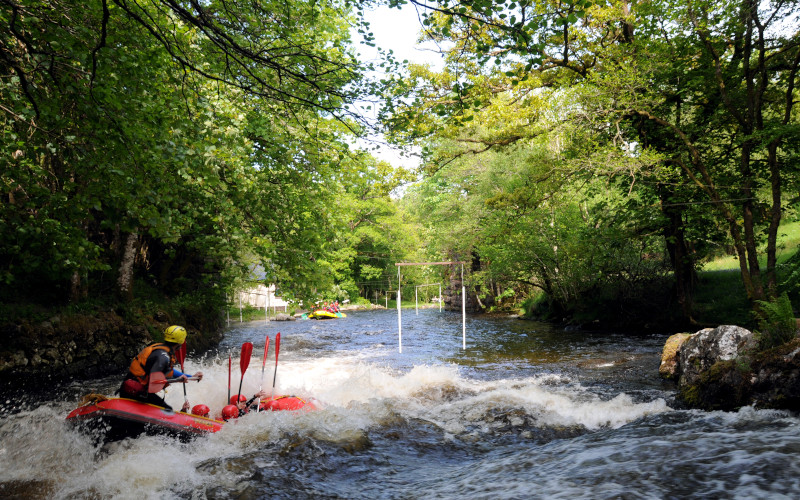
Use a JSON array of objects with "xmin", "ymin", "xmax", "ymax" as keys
[
  {"xmin": 162, "ymin": 356, "xmax": 669, "ymax": 431},
  {"xmin": 55, "ymin": 436, "xmax": 208, "ymax": 500},
  {"xmin": 3, "ymin": 354, "xmax": 673, "ymax": 498},
  {"xmin": 388, "ymin": 370, "xmax": 670, "ymax": 436},
  {"xmin": 411, "ymin": 406, "xmax": 800, "ymax": 499},
  {"xmin": 0, "ymin": 405, "xmax": 96, "ymax": 486}
]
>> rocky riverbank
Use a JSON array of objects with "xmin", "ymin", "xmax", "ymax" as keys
[
  {"xmin": 0, "ymin": 303, "xmax": 381, "ymax": 385},
  {"xmin": 661, "ymin": 325, "xmax": 800, "ymax": 411},
  {"xmin": 0, "ymin": 311, "xmax": 223, "ymax": 386}
]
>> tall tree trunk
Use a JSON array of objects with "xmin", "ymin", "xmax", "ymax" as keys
[
  {"xmin": 69, "ymin": 271, "xmax": 81, "ymax": 303},
  {"xmin": 118, "ymin": 232, "xmax": 139, "ymax": 302},
  {"xmin": 739, "ymin": 141, "xmax": 765, "ymax": 301},
  {"xmin": 765, "ymin": 140, "xmax": 782, "ymax": 297},
  {"xmin": 660, "ymin": 187, "xmax": 697, "ymax": 324}
]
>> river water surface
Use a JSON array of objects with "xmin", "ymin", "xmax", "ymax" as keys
[{"xmin": 1, "ymin": 309, "xmax": 799, "ymax": 499}]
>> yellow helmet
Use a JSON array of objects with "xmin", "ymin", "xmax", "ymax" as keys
[{"xmin": 164, "ymin": 325, "xmax": 187, "ymax": 344}]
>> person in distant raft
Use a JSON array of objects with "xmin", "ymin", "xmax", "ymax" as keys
[{"xmin": 118, "ymin": 325, "xmax": 204, "ymax": 412}]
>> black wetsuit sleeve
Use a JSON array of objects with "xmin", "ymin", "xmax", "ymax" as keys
[
  {"xmin": 144, "ymin": 349, "xmax": 172, "ymax": 375},
  {"xmin": 245, "ymin": 394, "xmax": 264, "ymax": 412}
]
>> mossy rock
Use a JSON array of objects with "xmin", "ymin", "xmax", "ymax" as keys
[
  {"xmin": 678, "ymin": 358, "xmax": 753, "ymax": 411},
  {"xmin": 0, "ymin": 308, "xmax": 224, "ymax": 385},
  {"xmin": 677, "ymin": 338, "xmax": 800, "ymax": 411},
  {"xmin": 660, "ymin": 332, "xmax": 693, "ymax": 380},
  {"xmin": 749, "ymin": 338, "xmax": 800, "ymax": 410}
]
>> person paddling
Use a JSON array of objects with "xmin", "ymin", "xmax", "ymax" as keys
[
  {"xmin": 118, "ymin": 325, "xmax": 204, "ymax": 412},
  {"xmin": 191, "ymin": 404, "xmax": 211, "ymax": 418},
  {"xmin": 238, "ymin": 389, "xmax": 270, "ymax": 413},
  {"xmin": 219, "ymin": 390, "xmax": 270, "ymax": 420}
]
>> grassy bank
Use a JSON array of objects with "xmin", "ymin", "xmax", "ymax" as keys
[
  {"xmin": 693, "ymin": 220, "xmax": 800, "ymax": 328},
  {"xmin": 703, "ymin": 221, "xmax": 800, "ymax": 272},
  {"xmin": 692, "ymin": 270, "xmax": 752, "ymax": 327},
  {"xmin": 516, "ymin": 220, "xmax": 800, "ymax": 331}
]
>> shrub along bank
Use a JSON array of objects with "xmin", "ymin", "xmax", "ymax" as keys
[
  {"xmin": 519, "ymin": 240, "xmax": 799, "ymax": 334},
  {"xmin": 0, "ymin": 294, "xmax": 225, "ymax": 387}
]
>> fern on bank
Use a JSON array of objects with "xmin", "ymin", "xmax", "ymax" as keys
[{"xmin": 754, "ymin": 292, "xmax": 797, "ymax": 350}]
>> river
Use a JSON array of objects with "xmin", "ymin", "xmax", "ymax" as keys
[{"xmin": 1, "ymin": 309, "xmax": 799, "ymax": 499}]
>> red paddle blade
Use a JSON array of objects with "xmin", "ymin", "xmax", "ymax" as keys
[
  {"xmin": 240, "ymin": 342, "xmax": 254, "ymax": 374},
  {"xmin": 274, "ymin": 333, "xmax": 280, "ymax": 365},
  {"xmin": 176, "ymin": 342, "xmax": 187, "ymax": 371},
  {"xmin": 149, "ymin": 372, "xmax": 167, "ymax": 393},
  {"xmin": 262, "ymin": 337, "xmax": 270, "ymax": 369}
]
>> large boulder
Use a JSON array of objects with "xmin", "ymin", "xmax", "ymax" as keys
[
  {"xmin": 669, "ymin": 324, "xmax": 800, "ymax": 411},
  {"xmin": 678, "ymin": 325, "xmax": 758, "ymax": 388}
]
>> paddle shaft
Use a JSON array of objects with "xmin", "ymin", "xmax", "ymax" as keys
[
  {"xmin": 151, "ymin": 376, "xmax": 196, "ymax": 386},
  {"xmin": 148, "ymin": 373, "xmax": 199, "ymax": 394},
  {"xmin": 258, "ymin": 336, "xmax": 270, "ymax": 413},
  {"xmin": 177, "ymin": 342, "xmax": 187, "ymax": 403},
  {"xmin": 271, "ymin": 332, "xmax": 280, "ymax": 400}
]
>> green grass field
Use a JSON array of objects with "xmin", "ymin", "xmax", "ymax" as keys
[
  {"xmin": 695, "ymin": 220, "xmax": 800, "ymax": 327},
  {"xmin": 703, "ymin": 220, "xmax": 800, "ymax": 271}
]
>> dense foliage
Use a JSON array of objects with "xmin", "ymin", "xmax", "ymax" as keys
[
  {"xmin": 2, "ymin": 0, "xmax": 798, "ymax": 330},
  {"xmin": 381, "ymin": 0, "xmax": 800, "ymax": 324},
  {"xmin": 0, "ymin": 0, "xmax": 414, "ymax": 315}
]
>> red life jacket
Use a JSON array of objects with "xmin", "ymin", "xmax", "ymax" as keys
[{"xmin": 128, "ymin": 343, "xmax": 175, "ymax": 385}]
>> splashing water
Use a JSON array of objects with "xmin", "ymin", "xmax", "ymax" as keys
[{"xmin": 1, "ymin": 309, "xmax": 799, "ymax": 499}]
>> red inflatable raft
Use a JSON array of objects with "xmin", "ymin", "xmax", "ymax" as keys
[
  {"xmin": 66, "ymin": 397, "xmax": 224, "ymax": 442},
  {"xmin": 67, "ymin": 395, "xmax": 318, "ymax": 443},
  {"xmin": 259, "ymin": 395, "xmax": 318, "ymax": 412}
]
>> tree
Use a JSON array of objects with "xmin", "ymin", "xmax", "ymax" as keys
[
  {"xmin": 582, "ymin": 0, "xmax": 800, "ymax": 304},
  {"xmin": 0, "ymin": 0, "xmax": 372, "ymax": 308},
  {"xmin": 319, "ymin": 152, "xmax": 417, "ymax": 301},
  {"xmin": 381, "ymin": 0, "xmax": 800, "ymax": 320}
]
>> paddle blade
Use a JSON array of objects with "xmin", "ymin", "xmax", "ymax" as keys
[
  {"xmin": 148, "ymin": 372, "xmax": 167, "ymax": 393},
  {"xmin": 274, "ymin": 333, "xmax": 280, "ymax": 365},
  {"xmin": 176, "ymin": 342, "xmax": 187, "ymax": 372},
  {"xmin": 240, "ymin": 342, "xmax": 253, "ymax": 374},
  {"xmin": 261, "ymin": 336, "xmax": 270, "ymax": 369}
]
